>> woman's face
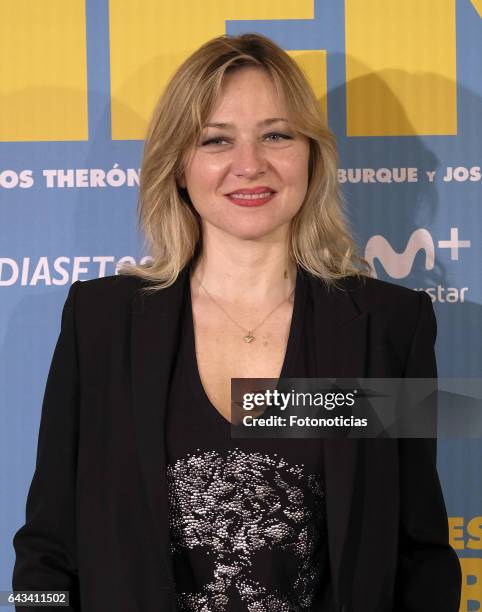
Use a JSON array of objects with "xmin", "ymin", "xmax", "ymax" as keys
[{"xmin": 178, "ymin": 67, "xmax": 310, "ymax": 242}]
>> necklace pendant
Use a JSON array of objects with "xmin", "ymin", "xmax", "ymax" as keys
[{"xmin": 243, "ymin": 333, "xmax": 255, "ymax": 343}]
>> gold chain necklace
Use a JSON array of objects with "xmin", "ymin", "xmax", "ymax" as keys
[{"xmin": 194, "ymin": 271, "xmax": 295, "ymax": 343}]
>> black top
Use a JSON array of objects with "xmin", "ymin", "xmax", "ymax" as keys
[{"xmin": 165, "ymin": 265, "xmax": 336, "ymax": 611}]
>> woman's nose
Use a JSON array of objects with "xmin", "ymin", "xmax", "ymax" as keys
[{"xmin": 231, "ymin": 142, "xmax": 268, "ymax": 177}]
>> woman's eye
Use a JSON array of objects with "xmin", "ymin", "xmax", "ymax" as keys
[
  {"xmin": 201, "ymin": 137, "xmax": 227, "ymax": 146},
  {"xmin": 201, "ymin": 133, "xmax": 292, "ymax": 147},
  {"xmin": 265, "ymin": 132, "xmax": 292, "ymax": 142}
]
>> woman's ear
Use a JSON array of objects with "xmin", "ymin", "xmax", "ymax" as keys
[{"xmin": 177, "ymin": 173, "xmax": 186, "ymax": 189}]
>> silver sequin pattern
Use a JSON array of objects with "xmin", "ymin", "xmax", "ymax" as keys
[{"xmin": 166, "ymin": 448, "xmax": 327, "ymax": 611}]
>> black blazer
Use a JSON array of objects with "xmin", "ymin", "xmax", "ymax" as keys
[{"xmin": 12, "ymin": 262, "xmax": 461, "ymax": 612}]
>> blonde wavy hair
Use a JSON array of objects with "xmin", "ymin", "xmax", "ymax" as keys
[{"xmin": 118, "ymin": 32, "xmax": 371, "ymax": 291}]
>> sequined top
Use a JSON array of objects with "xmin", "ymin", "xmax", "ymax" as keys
[{"xmin": 165, "ymin": 266, "xmax": 335, "ymax": 611}]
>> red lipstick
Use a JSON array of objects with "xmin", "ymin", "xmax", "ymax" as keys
[{"xmin": 225, "ymin": 187, "xmax": 276, "ymax": 207}]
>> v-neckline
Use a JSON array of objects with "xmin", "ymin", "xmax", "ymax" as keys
[{"xmin": 186, "ymin": 267, "xmax": 305, "ymax": 427}]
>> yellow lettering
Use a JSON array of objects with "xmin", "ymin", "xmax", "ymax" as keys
[
  {"xmin": 470, "ymin": 1, "xmax": 482, "ymax": 17},
  {"xmin": 468, "ymin": 517, "xmax": 482, "ymax": 550},
  {"xmin": 108, "ymin": 0, "xmax": 314, "ymax": 139},
  {"xmin": 449, "ymin": 516, "xmax": 466, "ymax": 550},
  {"xmin": 460, "ymin": 558, "xmax": 482, "ymax": 611},
  {"xmin": 0, "ymin": 0, "xmax": 87, "ymax": 142},
  {"xmin": 345, "ymin": 0, "xmax": 457, "ymax": 136}
]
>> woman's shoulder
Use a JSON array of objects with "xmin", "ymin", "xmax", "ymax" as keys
[
  {"xmin": 335, "ymin": 276, "xmax": 436, "ymax": 351},
  {"xmin": 305, "ymin": 273, "xmax": 435, "ymax": 338},
  {"xmin": 71, "ymin": 274, "xmax": 148, "ymax": 331},
  {"xmin": 335, "ymin": 274, "xmax": 431, "ymax": 314},
  {"xmin": 73, "ymin": 273, "xmax": 146, "ymax": 309},
  {"xmin": 75, "ymin": 273, "xmax": 144, "ymax": 301},
  {"xmin": 303, "ymin": 268, "xmax": 429, "ymax": 307}
]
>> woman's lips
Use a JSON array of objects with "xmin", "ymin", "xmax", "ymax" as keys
[{"xmin": 225, "ymin": 192, "xmax": 276, "ymax": 207}]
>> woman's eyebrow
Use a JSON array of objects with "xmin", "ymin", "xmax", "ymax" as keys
[{"xmin": 203, "ymin": 118, "xmax": 289, "ymax": 129}]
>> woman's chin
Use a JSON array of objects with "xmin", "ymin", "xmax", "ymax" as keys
[
  {"xmin": 203, "ymin": 219, "xmax": 291, "ymax": 243},
  {"xmin": 227, "ymin": 228, "xmax": 286, "ymax": 243}
]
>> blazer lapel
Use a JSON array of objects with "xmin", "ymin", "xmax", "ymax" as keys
[
  {"xmin": 308, "ymin": 275, "xmax": 369, "ymax": 609},
  {"xmin": 130, "ymin": 262, "xmax": 191, "ymax": 588}
]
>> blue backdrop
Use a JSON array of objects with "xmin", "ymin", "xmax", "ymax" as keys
[{"xmin": 1, "ymin": 1, "xmax": 480, "ymax": 607}]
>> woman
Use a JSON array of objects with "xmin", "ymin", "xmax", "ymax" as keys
[{"xmin": 13, "ymin": 33, "xmax": 461, "ymax": 611}]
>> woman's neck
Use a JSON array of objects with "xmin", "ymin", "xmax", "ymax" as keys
[{"xmin": 189, "ymin": 249, "xmax": 297, "ymax": 308}]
